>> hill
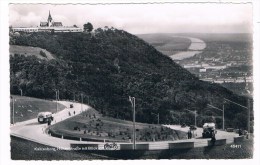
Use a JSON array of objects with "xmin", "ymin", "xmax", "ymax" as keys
[
  {"xmin": 10, "ymin": 95, "xmax": 66, "ymax": 124},
  {"xmin": 9, "ymin": 29, "xmax": 251, "ymax": 129}
]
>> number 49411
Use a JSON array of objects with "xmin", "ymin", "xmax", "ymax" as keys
[{"xmin": 230, "ymin": 144, "xmax": 242, "ymax": 148}]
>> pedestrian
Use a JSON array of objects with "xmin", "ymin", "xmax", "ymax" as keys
[
  {"xmin": 211, "ymin": 130, "xmax": 216, "ymax": 145},
  {"xmin": 238, "ymin": 128, "xmax": 243, "ymax": 136},
  {"xmin": 68, "ymin": 111, "xmax": 71, "ymax": 116},
  {"xmin": 47, "ymin": 119, "xmax": 51, "ymax": 126},
  {"xmin": 74, "ymin": 111, "xmax": 75, "ymax": 115},
  {"xmin": 187, "ymin": 129, "xmax": 192, "ymax": 139}
]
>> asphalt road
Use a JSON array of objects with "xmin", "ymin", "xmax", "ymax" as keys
[
  {"xmin": 10, "ymin": 100, "xmax": 239, "ymax": 150},
  {"xmin": 11, "ymin": 101, "xmax": 92, "ymax": 149}
]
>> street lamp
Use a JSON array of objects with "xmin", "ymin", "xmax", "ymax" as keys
[
  {"xmin": 129, "ymin": 96, "xmax": 136, "ymax": 150},
  {"xmin": 19, "ymin": 89, "xmax": 22, "ymax": 96},
  {"xmin": 54, "ymin": 90, "xmax": 58, "ymax": 113},
  {"xmin": 11, "ymin": 96, "xmax": 15, "ymax": 125},
  {"xmin": 81, "ymin": 93, "xmax": 83, "ymax": 112}
]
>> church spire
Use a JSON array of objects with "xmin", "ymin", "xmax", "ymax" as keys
[{"xmin": 47, "ymin": 10, "xmax": 52, "ymax": 26}]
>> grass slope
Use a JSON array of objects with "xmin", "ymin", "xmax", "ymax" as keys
[
  {"xmin": 49, "ymin": 108, "xmax": 186, "ymax": 142},
  {"xmin": 10, "ymin": 95, "xmax": 66, "ymax": 124},
  {"xmin": 10, "ymin": 45, "xmax": 55, "ymax": 60}
]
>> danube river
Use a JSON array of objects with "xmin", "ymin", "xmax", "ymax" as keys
[{"xmin": 170, "ymin": 37, "xmax": 206, "ymax": 60}]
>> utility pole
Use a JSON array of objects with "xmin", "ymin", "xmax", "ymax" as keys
[
  {"xmin": 19, "ymin": 89, "xmax": 22, "ymax": 96},
  {"xmin": 81, "ymin": 94, "xmax": 83, "ymax": 112},
  {"xmin": 157, "ymin": 113, "xmax": 159, "ymax": 125},
  {"xmin": 55, "ymin": 90, "xmax": 58, "ymax": 113},
  {"xmin": 247, "ymin": 98, "xmax": 250, "ymax": 138},
  {"xmin": 12, "ymin": 96, "xmax": 15, "ymax": 125},
  {"xmin": 129, "ymin": 96, "xmax": 136, "ymax": 150},
  {"xmin": 222, "ymin": 104, "xmax": 225, "ymax": 130},
  {"xmin": 195, "ymin": 110, "xmax": 197, "ymax": 127}
]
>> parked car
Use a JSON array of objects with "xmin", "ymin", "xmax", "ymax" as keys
[{"xmin": 202, "ymin": 123, "xmax": 216, "ymax": 138}]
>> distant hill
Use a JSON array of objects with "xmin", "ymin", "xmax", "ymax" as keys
[
  {"xmin": 138, "ymin": 33, "xmax": 252, "ymax": 43},
  {"xmin": 9, "ymin": 29, "xmax": 251, "ymax": 129}
]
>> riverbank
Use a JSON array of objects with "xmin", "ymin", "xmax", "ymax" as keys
[{"xmin": 170, "ymin": 37, "xmax": 206, "ymax": 60}]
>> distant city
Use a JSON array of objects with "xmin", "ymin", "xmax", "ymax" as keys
[{"xmin": 140, "ymin": 33, "xmax": 253, "ymax": 96}]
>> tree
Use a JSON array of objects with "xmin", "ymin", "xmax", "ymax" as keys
[{"xmin": 83, "ymin": 22, "xmax": 93, "ymax": 32}]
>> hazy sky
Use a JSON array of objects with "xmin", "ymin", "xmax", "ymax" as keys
[{"xmin": 9, "ymin": 3, "xmax": 253, "ymax": 34}]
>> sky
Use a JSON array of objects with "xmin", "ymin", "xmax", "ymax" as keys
[{"xmin": 9, "ymin": 3, "xmax": 253, "ymax": 34}]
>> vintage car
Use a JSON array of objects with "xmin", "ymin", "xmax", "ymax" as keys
[{"xmin": 37, "ymin": 112, "xmax": 54, "ymax": 123}]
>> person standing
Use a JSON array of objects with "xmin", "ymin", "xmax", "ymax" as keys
[
  {"xmin": 211, "ymin": 130, "xmax": 216, "ymax": 145},
  {"xmin": 187, "ymin": 129, "xmax": 192, "ymax": 139}
]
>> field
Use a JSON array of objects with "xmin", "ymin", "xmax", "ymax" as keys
[
  {"xmin": 10, "ymin": 95, "xmax": 66, "ymax": 124},
  {"xmin": 11, "ymin": 135, "xmax": 253, "ymax": 160},
  {"xmin": 10, "ymin": 45, "xmax": 55, "ymax": 60},
  {"xmin": 49, "ymin": 108, "xmax": 187, "ymax": 142}
]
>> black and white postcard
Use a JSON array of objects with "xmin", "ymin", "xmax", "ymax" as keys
[{"xmin": 1, "ymin": 0, "xmax": 260, "ymax": 164}]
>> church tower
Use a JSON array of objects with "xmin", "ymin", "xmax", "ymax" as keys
[{"xmin": 47, "ymin": 10, "xmax": 52, "ymax": 27}]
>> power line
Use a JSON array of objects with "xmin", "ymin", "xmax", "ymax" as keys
[{"xmin": 224, "ymin": 98, "xmax": 248, "ymax": 109}]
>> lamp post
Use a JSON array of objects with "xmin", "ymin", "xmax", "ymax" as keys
[
  {"xmin": 19, "ymin": 89, "xmax": 22, "ymax": 96},
  {"xmin": 247, "ymin": 98, "xmax": 250, "ymax": 137},
  {"xmin": 129, "ymin": 96, "xmax": 136, "ymax": 150},
  {"xmin": 81, "ymin": 93, "xmax": 83, "ymax": 112},
  {"xmin": 11, "ymin": 96, "xmax": 15, "ymax": 125},
  {"xmin": 55, "ymin": 90, "xmax": 58, "ymax": 113}
]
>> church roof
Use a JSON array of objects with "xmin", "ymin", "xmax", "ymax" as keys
[
  {"xmin": 40, "ymin": 22, "xmax": 48, "ymax": 27},
  {"xmin": 52, "ymin": 22, "xmax": 63, "ymax": 27}
]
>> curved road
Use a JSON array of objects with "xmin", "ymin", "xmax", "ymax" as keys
[{"xmin": 11, "ymin": 101, "xmax": 238, "ymax": 150}]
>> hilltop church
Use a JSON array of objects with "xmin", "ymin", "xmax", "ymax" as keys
[{"xmin": 12, "ymin": 11, "xmax": 83, "ymax": 33}]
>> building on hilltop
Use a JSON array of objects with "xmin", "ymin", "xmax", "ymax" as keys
[
  {"xmin": 40, "ymin": 11, "xmax": 63, "ymax": 27},
  {"xmin": 12, "ymin": 11, "xmax": 83, "ymax": 33}
]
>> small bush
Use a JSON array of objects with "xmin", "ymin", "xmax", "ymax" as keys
[{"xmin": 39, "ymin": 50, "xmax": 47, "ymax": 58}]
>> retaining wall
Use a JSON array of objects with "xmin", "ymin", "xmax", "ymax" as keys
[
  {"xmin": 169, "ymin": 142, "xmax": 194, "ymax": 149},
  {"xmin": 207, "ymin": 139, "xmax": 226, "ymax": 146},
  {"xmin": 234, "ymin": 136, "xmax": 245, "ymax": 143},
  {"xmin": 120, "ymin": 144, "xmax": 149, "ymax": 150}
]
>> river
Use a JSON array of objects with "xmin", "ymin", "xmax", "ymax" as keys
[{"xmin": 170, "ymin": 37, "xmax": 206, "ymax": 60}]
